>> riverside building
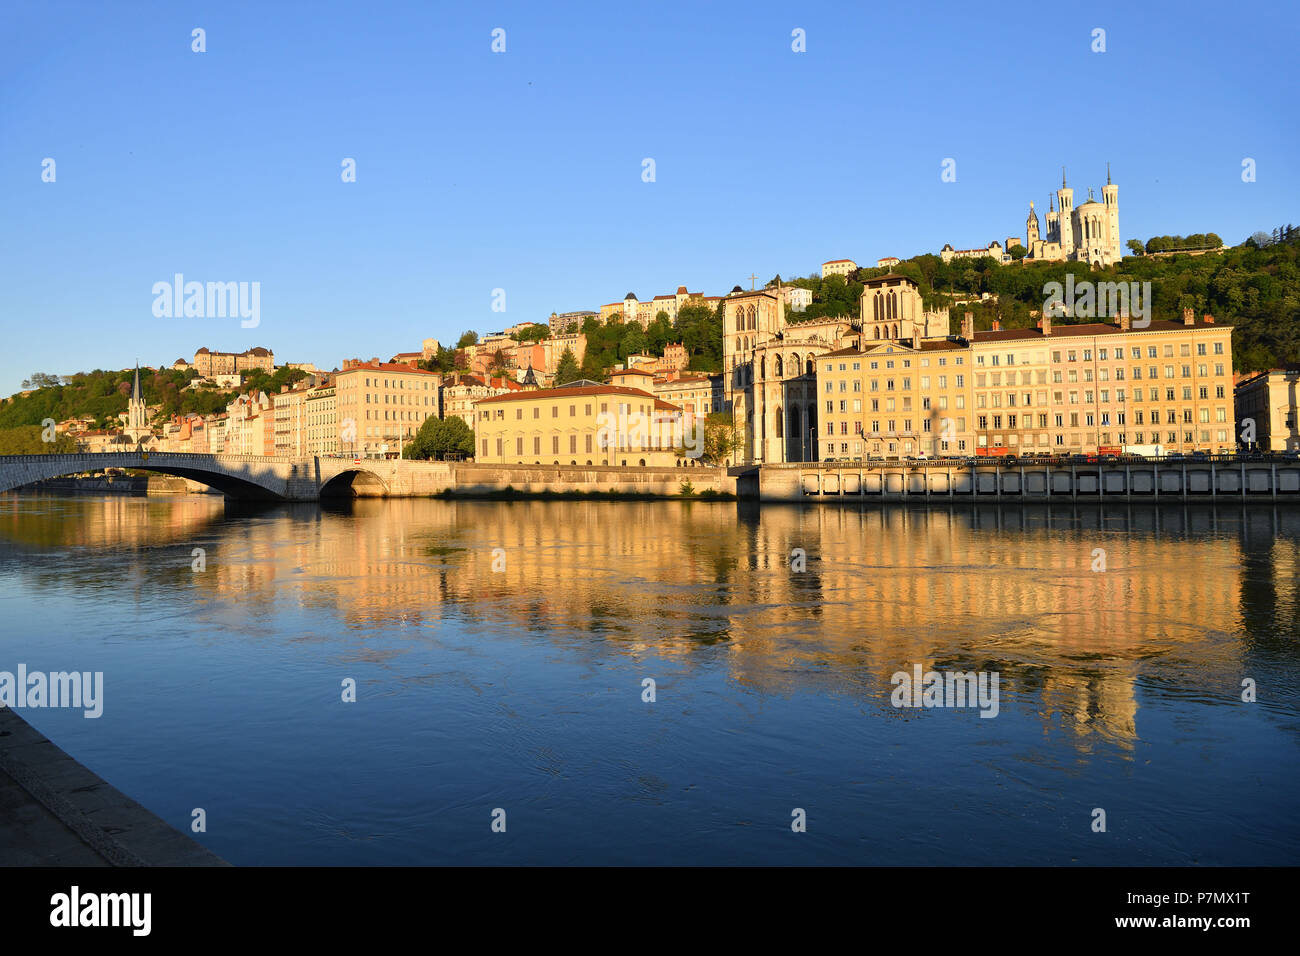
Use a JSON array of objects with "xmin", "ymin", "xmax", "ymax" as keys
[
  {"xmin": 334, "ymin": 360, "xmax": 442, "ymax": 458},
  {"xmin": 724, "ymin": 271, "xmax": 1235, "ymax": 463},
  {"xmin": 472, "ymin": 382, "xmax": 688, "ymax": 467}
]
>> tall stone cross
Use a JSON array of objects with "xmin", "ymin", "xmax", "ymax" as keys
[{"xmin": 748, "ymin": 273, "xmax": 758, "ymax": 290}]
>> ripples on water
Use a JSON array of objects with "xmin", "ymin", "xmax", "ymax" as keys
[{"xmin": 0, "ymin": 493, "xmax": 1297, "ymax": 865}]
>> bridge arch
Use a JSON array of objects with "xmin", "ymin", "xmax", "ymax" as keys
[
  {"xmin": 0, "ymin": 453, "xmax": 310, "ymax": 501},
  {"xmin": 318, "ymin": 468, "xmax": 389, "ymax": 498}
]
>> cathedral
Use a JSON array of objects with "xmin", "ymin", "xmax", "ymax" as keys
[
  {"xmin": 1023, "ymin": 166, "xmax": 1121, "ymax": 267},
  {"xmin": 723, "ymin": 275, "xmax": 950, "ymax": 464},
  {"xmin": 119, "ymin": 364, "xmax": 155, "ymax": 447}
]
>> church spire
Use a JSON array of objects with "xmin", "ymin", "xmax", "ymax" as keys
[
  {"xmin": 1106, "ymin": 161, "xmax": 1112, "ymax": 186},
  {"xmin": 1062, "ymin": 166, "xmax": 1067, "ymax": 189},
  {"xmin": 131, "ymin": 363, "xmax": 142, "ymax": 403}
]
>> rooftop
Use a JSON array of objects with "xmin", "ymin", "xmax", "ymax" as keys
[{"xmin": 475, "ymin": 383, "xmax": 681, "ymax": 411}]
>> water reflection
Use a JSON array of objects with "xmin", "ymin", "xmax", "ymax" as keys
[{"xmin": 4, "ymin": 493, "xmax": 1297, "ymax": 759}]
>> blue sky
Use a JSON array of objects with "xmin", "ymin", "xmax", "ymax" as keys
[{"xmin": 1, "ymin": 0, "xmax": 1296, "ymax": 394}]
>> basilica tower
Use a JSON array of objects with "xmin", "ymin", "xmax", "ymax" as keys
[
  {"xmin": 1102, "ymin": 163, "xmax": 1119, "ymax": 258},
  {"xmin": 1056, "ymin": 168, "xmax": 1075, "ymax": 258},
  {"xmin": 125, "ymin": 364, "xmax": 149, "ymax": 443}
]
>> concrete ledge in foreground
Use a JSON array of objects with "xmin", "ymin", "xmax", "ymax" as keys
[{"xmin": 0, "ymin": 708, "xmax": 228, "ymax": 866}]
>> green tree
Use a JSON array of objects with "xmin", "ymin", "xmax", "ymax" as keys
[
  {"xmin": 0, "ymin": 425, "xmax": 78, "ymax": 454},
  {"xmin": 240, "ymin": 365, "xmax": 306, "ymax": 396},
  {"xmin": 1007, "ymin": 244, "xmax": 1027, "ymax": 261},
  {"xmin": 1126, "ymin": 239, "xmax": 1145, "ymax": 256},
  {"xmin": 621, "ymin": 324, "xmax": 647, "ymax": 358},
  {"xmin": 553, "ymin": 347, "xmax": 581, "ymax": 385},
  {"xmin": 699, "ymin": 412, "xmax": 743, "ymax": 465},
  {"xmin": 21, "ymin": 373, "xmax": 62, "ymax": 389},
  {"xmin": 403, "ymin": 416, "xmax": 476, "ymax": 460},
  {"xmin": 455, "ymin": 330, "xmax": 479, "ymax": 348},
  {"xmin": 646, "ymin": 314, "xmax": 673, "ymax": 354},
  {"xmin": 515, "ymin": 324, "xmax": 550, "ymax": 343}
]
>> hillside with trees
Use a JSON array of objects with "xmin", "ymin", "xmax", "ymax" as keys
[
  {"xmin": 777, "ymin": 227, "xmax": 1299, "ymax": 372},
  {"xmin": 0, "ymin": 364, "xmax": 307, "ymax": 432},
  {"xmin": 572, "ymin": 304, "xmax": 723, "ymax": 381}
]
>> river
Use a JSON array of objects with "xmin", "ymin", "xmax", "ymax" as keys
[{"xmin": 1, "ymin": 493, "xmax": 1297, "ymax": 865}]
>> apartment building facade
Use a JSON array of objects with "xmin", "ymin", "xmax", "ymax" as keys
[
  {"xmin": 473, "ymin": 383, "xmax": 685, "ymax": 467},
  {"xmin": 334, "ymin": 361, "xmax": 442, "ymax": 458},
  {"xmin": 816, "ymin": 311, "xmax": 1235, "ymax": 459},
  {"xmin": 1235, "ymin": 368, "xmax": 1300, "ymax": 451}
]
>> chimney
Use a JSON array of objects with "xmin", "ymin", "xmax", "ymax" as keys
[
  {"xmin": 1203, "ymin": 313, "xmax": 1213, "ymax": 324},
  {"xmin": 961, "ymin": 311, "xmax": 974, "ymax": 339},
  {"xmin": 992, "ymin": 319, "xmax": 1001, "ymax": 332},
  {"xmin": 912, "ymin": 330, "xmax": 920, "ymax": 350},
  {"xmin": 1182, "ymin": 307, "xmax": 1194, "ymax": 326},
  {"xmin": 1120, "ymin": 312, "xmax": 1131, "ymax": 331},
  {"xmin": 1041, "ymin": 313, "xmax": 1051, "ymax": 336}
]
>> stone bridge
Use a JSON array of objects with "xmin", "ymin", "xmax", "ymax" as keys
[{"xmin": 0, "ymin": 453, "xmax": 456, "ymax": 501}]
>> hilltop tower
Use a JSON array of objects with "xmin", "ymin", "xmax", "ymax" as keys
[
  {"xmin": 1056, "ymin": 168, "xmax": 1075, "ymax": 258},
  {"xmin": 1102, "ymin": 162, "xmax": 1119, "ymax": 256},
  {"xmin": 1026, "ymin": 201, "xmax": 1040, "ymax": 248},
  {"xmin": 124, "ymin": 364, "xmax": 150, "ymax": 444}
]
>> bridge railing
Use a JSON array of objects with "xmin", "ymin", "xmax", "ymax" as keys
[{"xmin": 0, "ymin": 452, "xmax": 310, "ymax": 464}]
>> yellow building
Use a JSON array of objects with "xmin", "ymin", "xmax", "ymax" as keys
[
  {"xmin": 272, "ymin": 385, "xmax": 309, "ymax": 456},
  {"xmin": 442, "ymin": 373, "xmax": 521, "ymax": 430},
  {"xmin": 334, "ymin": 360, "xmax": 442, "ymax": 458},
  {"xmin": 193, "ymin": 346, "xmax": 274, "ymax": 377},
  {"xmin": 304, "ymin": 380, "xmax": 338, "ymax": 455},
  {"xmin": 816, "ymin": 309, "xmax": 1235, "ymax": 459},
  {"xmin": 473, "ymin": 383, "xmax": 686, "ymax": 466},
  {"xmin": 821, "ymin": 259, "xmax": 857, "ymax": 278},
  {"xmin": 819, "ymin": 340, "xmax": 972, "ymax": 459},
  {"xmin": 652, "ymin": 374, "xmax": 721, "ymax": 422},
  {"xmin": 1235, "ymin": 367, "xmax": 1300, "ymax": 452}
]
